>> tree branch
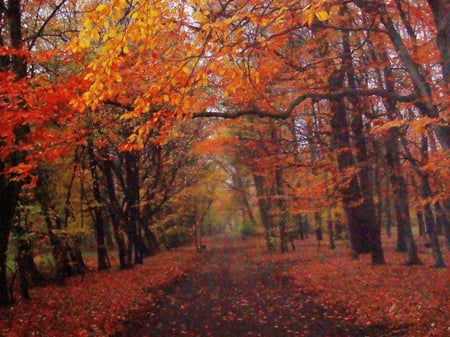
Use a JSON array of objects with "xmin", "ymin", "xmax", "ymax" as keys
[
  {"xmin": 194, "ymin": 89, "xmax": 417, "ymax": 119},
  {"xmin": 28, "ymin": 0, "xmax": 68, "ymax": 50}
]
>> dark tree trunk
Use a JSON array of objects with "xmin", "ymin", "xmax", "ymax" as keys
[
  {"xmin": 327, "ymin": 219, "xmax": 336, "ymax": 250},
  {"xmin": 343, "ymin": 29, "xmax": 385, "ymax": 265},
  {"xmin": 417, "ymin": 209, "xmax": 426, "ymax": 236},
  {"xmin": 87, "ymin": 140, "xmax": 110, "ymax": 271},
  {"xmin": 275, "ymin": 168, "xmax": 287, "ymax": 254},
  {"xmin": 0, "ymin": 175, "xmax": 20, "ymax": 306},
  {"xmin": 253, "ymin": 173, "xmax": 275, "ymax": 252},
  {"xmin": 385, "ymin": 132, "xmax": 420, "ymax": 264},
  {"xmin": 297, "ymin": 214, "xmax": 307, "ymax": 240},
  {"xmin": 434, "ymin": 202, "xmax": 446, "ymax": 235},
  {"xmin": 420, "ymin": 137, "xmax": 445, "ymax": 267},
  {"xmin": 0, "ymin": 0, "xmax": 27, "ymax": 307},
  {"xmin": 124, "ymin": 151, "xmax": 143, "ymax": 265},
  {"xmin": 434, "ymin": 202, "xmax": 450, "ymax": 250},
  {"xmin": 329, "ymin": 67, "xmax": 370, "ymax": 257},
  {"xmin": 272, "ymin": 121, "xmax": 288, "ymax": 254},
  {"xmin": 17, "ymin": 237, "xmax": 30, "ymax": 300},
  {"xmin": 385, "ymin": 193, "xmax": 392, "ymax": 238},
  {"xmin": 102, "ymin": 159, "xmax": 127, "ymax": 269}
]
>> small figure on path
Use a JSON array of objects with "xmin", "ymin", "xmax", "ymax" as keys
[{"xmin": 315, "ymin": 226, "xmax": 323, "ymax": 251}]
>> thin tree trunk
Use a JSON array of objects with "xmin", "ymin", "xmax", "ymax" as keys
[
  {"xmin": 102, "ymin": 159, "xmax": 127, "ymax": 269},
  {"xmin": 385, "ymin": 191, "xmax": 392, "ymax": 238},
  {"xmin": 87, "ymin": 140, "xmax": 110, "ymax": 271},
  {"xmin": 434, "ymin": 202, "xmax": 450, "ymax": 250},
  {"xmin": 417, "ymin": 210, "xmax": 426, "ymax": 237},
  {"xmin": 124, "ymin": 151, "xmax": 142, "ymax": 265},
  {"xmin": 419, "ymin": 137, "xmax": 445, "ymax": 267}
]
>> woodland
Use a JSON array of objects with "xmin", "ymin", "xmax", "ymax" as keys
[{"xmin": 0, "ymin": 0, "xmax": 449, "ymax": 336}]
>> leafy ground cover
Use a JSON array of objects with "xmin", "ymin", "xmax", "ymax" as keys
[
  {"xmin": 254, "ymin": 235, "xmax": 450, "ymax": 337},
  {"xmin": 0, "ymin": 235, "xmax": 448, "ymax": 337},
  {"xmin": 0, "ymin": 247, "xmax": 198, "ymax": 337},
  {"xmin": 121, "ymin": 238, "xmax": 401, "ymax": 337}
]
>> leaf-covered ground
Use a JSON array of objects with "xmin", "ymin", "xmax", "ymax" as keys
[
  {"xmin": 1, "ymin": 235, "xmax": 448, "ymax": 336},
  {"xmin": 282, "ymin": 235, "xmax": 450, "ymax": 337},
  {"xmin": 121, "ymin": 238, "xmax": 404, "ymax": 337},
  {"xmin": 0, "ymin": 248, "xmax": 198, "ymax": 336}
]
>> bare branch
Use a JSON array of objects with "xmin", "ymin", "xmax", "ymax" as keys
[{"xmin": 194, "ymin": 89, "xmax": 417, "ymax": 119}]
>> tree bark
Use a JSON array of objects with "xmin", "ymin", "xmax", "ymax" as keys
[
  {"xmin": 252, "ymin": 173, "xmax": 275, "ymax": 252},
  {"xmin": 124, "ymin": 151, "xmax": 143, "ymax": 265},
  {"xmin": 329, "ymin": 65, "xmax": 370, "ymax": 257},
  {"xmin": 343, "ymin": 30, "xmax": 385, "ymax": 265},
  {"xmin": 87, "ymin": 140, "xmax": 110, "ymax": 271},
  {"xmin": 102, "ymin": 160, "xmax": 128, "ymax": 268},
  {"xmin": 419, "ymin": 137, "xmax": 445, "ymax": 267},
  {"xmin": 0, "ymin": 0, "xmax": 27, "ymax": 307}
]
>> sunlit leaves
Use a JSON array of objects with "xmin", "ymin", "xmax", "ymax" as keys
[{"xmin": 302, "ymin": 0, "xmax": 329, "ymax": 26}]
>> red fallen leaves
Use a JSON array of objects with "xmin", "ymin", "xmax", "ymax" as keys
[
  {"xmin": 253, "ymin": 235, "xmax": 449, "ymax": 337},
  {"xmin": 0, "ymin": 247, "xmax": 198, "ymax": 337}
]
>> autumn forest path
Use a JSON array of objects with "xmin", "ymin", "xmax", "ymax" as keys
[{"xmin": 119, "ymin": 238, "xmax": 405, "ymax": 337}]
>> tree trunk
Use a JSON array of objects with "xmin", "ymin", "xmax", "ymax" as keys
[
  {"xmin": 102, "ymin": 159, "xmax": 128, "ymax": 269},
  {"xmin": 420, "ymin": 137, "xmax": 445, "ymax": 267},
  {"xmin": 252, "ymin": 173, "xmax": 275, "ymax": 252},
  {"xmin": 124, "ymin": 151, "xmax": 142, "ymax": 265},
  {"xmin": 434, "ymin": 202, "xmax": 446, "ymax": 235},
  {"xmin": 385, "ymin": 193, "xmax": 392, "ymax": 238},
  {"xmin": 327, "ymin": 219, "xmax": 336, "ymax": 250},
  {"xmin": 275, "ymin": 167, "xmax": 287, "ymax": 253},
  {"xmin": 434, "ymin": 202, "xmax": 450, "ymax": 250},
  {"xmin": 0, "ymin": 0, "xmax": 27, "ymax": 307},
  {"xmin": 385, "ymin": 132, "xmax": 421, "ymax": 264},
  {"xmin": 0, "ymin": 175, "xmax": 20, "ymax": 306},
  {"xmin": 343, "ymin": 29, "xmax": 385, "ymax": 265},
  {"xmin": 87, "ymin": 140, "xmax": 110, "ymax": 271},
  {"xmin": 16, "ymin": 237, "xmax": 30, "ymax": 300},
  {"xmin": 417, "ymin": 209, "xmax": 426, "ymax": 237},
  {"xmin": 329, "ymin": 66, "xmax": 370, "ymax": 257}
]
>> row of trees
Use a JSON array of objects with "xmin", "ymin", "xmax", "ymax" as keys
[
  {"xmin": 0, "ymin": 0, "xmax": 228, "ymax": 306},
  {"xmin": 0, "ymin": 0, "xmax": 448, "ymax": 306}
]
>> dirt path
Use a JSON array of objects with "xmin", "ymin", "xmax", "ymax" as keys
[{"xmin": 119, "ymin": 238, "xmax": 403, "ymax": 337}]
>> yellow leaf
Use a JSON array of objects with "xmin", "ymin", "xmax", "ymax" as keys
[
  {"xmin": 96, "ymin": 4, "xmax": 108, "ymax": 12},
  {"xmin": 80, "ymin": 37, "xmax": 90, "ymax": 48},
  {"xmin": 316, "ymin": 10, "xmax": 329, "ymax": 21}
]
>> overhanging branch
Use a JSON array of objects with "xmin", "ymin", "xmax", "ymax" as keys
[{"xmin": 194, "ymin": 89, "xmax": 417, "ymax": 119}]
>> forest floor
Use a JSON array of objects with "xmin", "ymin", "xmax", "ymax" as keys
[
  {"xmin": 0, "ymin": 234, "xmax": 448, "ymax": 337},
  {"xmin": 119, "ymin": 236, "xmax": 449, "ymax": 337}
]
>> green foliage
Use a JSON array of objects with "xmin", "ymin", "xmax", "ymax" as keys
[
  {"xmin": 163, "ymin": 226, "xmax": 191, "ymax": 250},
  {"xmin": 239, "ymin": 223, "xmax": 255, "ymax": 238}
]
